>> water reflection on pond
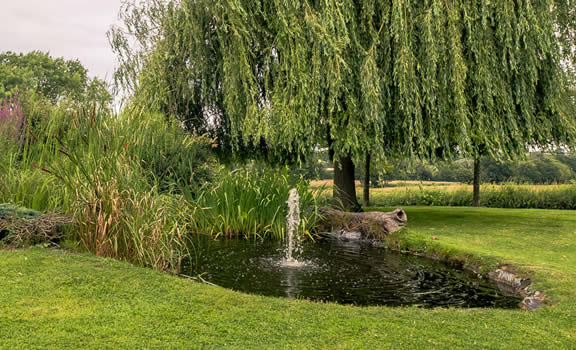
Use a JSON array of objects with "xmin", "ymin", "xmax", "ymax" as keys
[{"xmin": 184, "ymin": 238, "xmax": 522, "ymax": 308}]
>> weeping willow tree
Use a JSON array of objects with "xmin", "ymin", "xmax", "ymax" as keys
[{"xmin": 110, "ymin": 0, "xmax": 576, "ymax": 211}]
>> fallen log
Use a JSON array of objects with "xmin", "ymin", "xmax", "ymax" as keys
[{"xmin": 317, "ymin": 208, "xmax": 407, "ymax": 240}]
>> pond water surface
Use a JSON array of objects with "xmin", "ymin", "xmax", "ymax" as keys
[{"xmin": 184, "ymin": 238, "xmax": 521, "ymax": 308}]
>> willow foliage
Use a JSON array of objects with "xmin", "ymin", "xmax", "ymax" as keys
[{"xmin": 110, "ymin": 0, "xmax": 576, "ymax": 162}]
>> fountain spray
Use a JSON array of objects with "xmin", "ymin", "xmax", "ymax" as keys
[{"xmin": 284, "ymin": 188, "xmax": 301, "ymax": 264}]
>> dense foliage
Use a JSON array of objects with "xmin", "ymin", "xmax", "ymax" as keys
[
  {"xmin": 0, "ymin": 105, "xmax": 217, "ymax": 270},
  {"xmin": 0, "ymin": 93, "xmax": 26, "ymax": 147},
  {"xmin": 188, "ymin": 168, "xmax": 323, "ymax": 239},
  {"xmin": 0, "ymin": 99, "xmax": 321, "ymax": 268},
  {"xmin": 110, "ymin": 0, "xmax": 576, "ymax": 209}
]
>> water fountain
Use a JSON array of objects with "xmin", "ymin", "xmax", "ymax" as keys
[
  {"xmin": 184, "ymin": 189, "xmax": 523, "ymax": 308},
  {"xmin": 281, "ymin": 188, "xmax": 305, "ymax": 268}
]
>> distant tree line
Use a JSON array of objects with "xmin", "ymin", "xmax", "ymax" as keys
[
  {"xmin": 0, "ymin": 51, "xmax": 112, "ymax": 107},
  {"xmin": 305, "ymin": 152, "xmax": 576, "ymax": 185},
  {"xmin": 380, "ymin": 154, "xmax": 576, "ymax": 185}
]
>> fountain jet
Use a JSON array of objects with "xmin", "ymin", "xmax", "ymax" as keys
[{"xmin": 283, "ymin": 188, "xmax": 304, "ymax": 267}]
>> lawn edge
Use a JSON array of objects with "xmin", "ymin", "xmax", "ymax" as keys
[{"xmin": 383, "ymin": 228, "xmax": 547, "ymax": 311}]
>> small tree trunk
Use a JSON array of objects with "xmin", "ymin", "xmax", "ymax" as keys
[
  {"xmin": 363, "ymin": 153, "xmax": 371, "ymax": 207},
  {"xmin": 473, "ymin": 156, "xmax": 481, "ymax": 207},
  {"xmin": 333, "ymin": 154, "xmax": 361, "ymax": 212}
]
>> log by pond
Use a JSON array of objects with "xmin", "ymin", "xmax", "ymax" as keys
[{"xmin": 318, "ymin": 208, "xmax": 407, "ymax": 240}]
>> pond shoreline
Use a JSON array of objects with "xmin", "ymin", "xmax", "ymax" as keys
[{"xmin": 381, "ymin": 229, "xmax": 547, "ymax": 311}]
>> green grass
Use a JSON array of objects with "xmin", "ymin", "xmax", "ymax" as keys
[{"xmin": 1, "ymin": 207, "xmax": 576, "ymax": 349}]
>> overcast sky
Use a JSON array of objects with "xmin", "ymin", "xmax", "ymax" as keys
[{"xmin": 0, "ymin": 0, "xmax": 123, "ymax": 82}]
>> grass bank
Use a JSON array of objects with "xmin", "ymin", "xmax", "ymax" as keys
[{"xmin": 1, "ymin": 207, "xmax": 575, "ymax": 349}]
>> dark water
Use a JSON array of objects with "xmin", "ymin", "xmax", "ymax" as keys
[{"xmin": 184, "ymin": 238, "xmax": 522, "ymax": 308}]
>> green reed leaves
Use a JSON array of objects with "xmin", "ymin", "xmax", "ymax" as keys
[{"xmin": 187, "ymin": 168, "xmax": 324, "ymax": 240}]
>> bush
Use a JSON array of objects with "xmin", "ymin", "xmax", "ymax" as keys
[
  {"xmin": 378, "ymin": 154, "xmax": 576, "ymax": 185},
  {"xmin": 0, "ymin": 94, "xmax": 26, "ymax": 164}
]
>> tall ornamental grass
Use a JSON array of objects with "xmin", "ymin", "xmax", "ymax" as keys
[
  {"xmin": 188, "ymin": 168, "xmax": 324, "ymax": 240},
  {"xmin": 0, "ymin": 93, "xmax": 26, "ymax": 167},
  {"xmin": 370, "ymin": 184, "xmax": 576, "ymax": 209},
  {"xmin": 1, "ymin": 99, "xmax": 326, "ymax": 268},
  {"xmin": 0, "ymin": 105, "xmax": 214, "ymax": 271},
  {"xmin": 0, "ymin": 93, "xmax": 26, "ymax": 144}
]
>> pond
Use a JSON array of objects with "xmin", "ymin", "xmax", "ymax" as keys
[{"xmin": 184, "ymin": 238, "xmax": 522, "ymax": 308}]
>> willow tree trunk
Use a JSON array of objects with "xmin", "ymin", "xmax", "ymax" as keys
[
  {"xmin": 363, "ymin": 153, "xmax": 371, "ymax": 207},
  {"xmin": 473, "ymin": 156, "xmax": 481, "ymax": 207},
  {"xmin": 333, "ymin": 154, "xmax": 361, "ymax": 212}
]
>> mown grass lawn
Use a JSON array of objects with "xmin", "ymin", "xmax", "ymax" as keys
[{"xmin": 1, "ymin": 207, "xmax": 575, "ymax": 349}]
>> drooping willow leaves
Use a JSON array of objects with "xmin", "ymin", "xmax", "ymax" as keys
[{"xmin": 110, "ymin": 0, "xmax": 576, "ymax": 163}]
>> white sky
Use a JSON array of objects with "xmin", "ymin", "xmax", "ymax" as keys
[{"xmin": 0, "ymin": 0, "xmax": 123, "ymax": 82}]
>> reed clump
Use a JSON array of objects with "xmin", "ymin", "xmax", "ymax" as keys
[
  {"xmin": 188, "ymin": 168, "xmax": 324, "ymax": 240},
  {"xmin": 0, "ymin": 104, "xmax": 212, "ymax": 270},
  {"xmin": 1, "ymin": 100, "xmax": 323, "ymax": 269}
]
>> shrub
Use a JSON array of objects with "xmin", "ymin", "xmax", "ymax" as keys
[
  {"xmin": 0, "ymin": 94, "xmax": 26, "ymax": 164},
  {"xmin": 0, "ymin": 93, "xmax": 26, "ymax": 141}
]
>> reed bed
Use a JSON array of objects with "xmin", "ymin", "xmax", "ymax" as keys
[
  {"xmin": 188, "ymin": 169, "xmax": 324, "ymax": 240},
  {"xmin": 1, "ymin": 102, "xmax": 322, "ymax": 269},
  {"xmin": 0, "ymin": 105, "xmax": 211, "ymax": 270}
]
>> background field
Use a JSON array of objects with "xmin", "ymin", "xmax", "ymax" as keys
[{"xmin": 312, "ymin": 180, "xmax": 576, "ymax": 209}]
